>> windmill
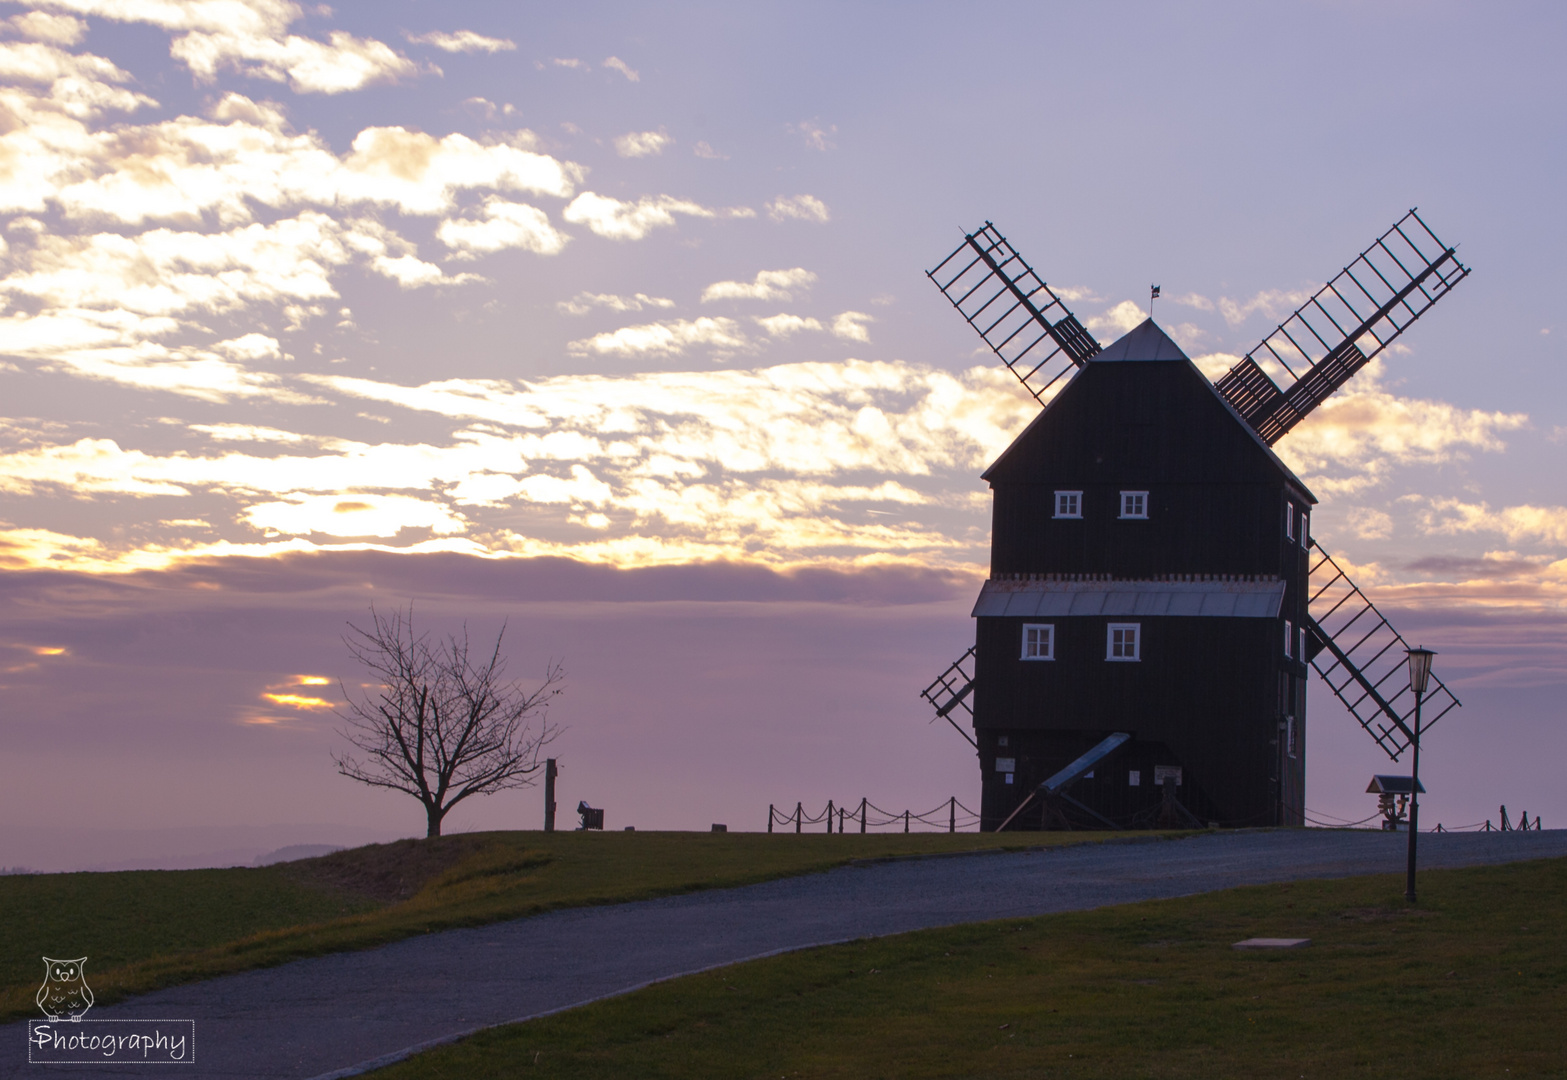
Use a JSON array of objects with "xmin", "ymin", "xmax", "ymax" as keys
[{"xmin": 920, "ymin": 210, "xmax": 1465, "ymax": 830}]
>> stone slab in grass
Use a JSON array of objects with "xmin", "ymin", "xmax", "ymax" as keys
[{"xmin": 1233, "ymin": 936, "xmax": 1310, "ymax": 948}]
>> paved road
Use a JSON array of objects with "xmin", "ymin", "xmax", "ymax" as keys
[{"xmin": 5, "ymin": 829, "xmax": 1565, "ymax": 1079}]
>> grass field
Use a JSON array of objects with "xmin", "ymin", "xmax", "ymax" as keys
[
  {"xmin": 0, "ymin": 828, "xmax": 1133, "ymax": 1024},
  {"xmin": 371, "ymin": 855, "xmax": 1567, "ymax": 1080}
]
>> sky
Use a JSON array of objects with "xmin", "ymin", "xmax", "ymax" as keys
[{"xmin": 1, "ymin": 0, "xmax": 1564, "ymax": 869}]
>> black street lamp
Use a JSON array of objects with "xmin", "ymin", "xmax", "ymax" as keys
[{"xmin": 1405, "ymin": 646, "xmax": 1436, "ymax": 903}]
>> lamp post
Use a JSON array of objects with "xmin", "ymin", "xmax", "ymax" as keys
[{"xmin": 1405, "ymin": 646, "xmax": 1436, "ymax": 903}]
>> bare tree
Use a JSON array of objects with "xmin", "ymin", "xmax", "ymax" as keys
[{"xmin": 333, "ymin": 606, "xmax": 564, "ymax": 838}]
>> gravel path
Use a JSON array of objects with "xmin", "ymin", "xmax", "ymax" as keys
[{"xmin": 6, "ymin": 828, "xmax": 1565, "ymax": 1080}]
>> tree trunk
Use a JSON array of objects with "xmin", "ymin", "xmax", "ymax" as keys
[{"xmin": 425, "ymin": 802, "xmax": 446, "ymax": 838}]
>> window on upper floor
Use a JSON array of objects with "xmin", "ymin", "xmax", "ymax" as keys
[
  {"xmin": 1021, "ymin": 623, "xmax": 1055, "ymax": 661},
  {"xmin": 1285, "ymin": 504, "xmax": 1295, "ymax": 540},
  {"xmin": 1284, "ymin": 619, "xmax": 1294, "ymax": 659},
  {"xmin": 1119, "ymin": 491, "xmax": 1148, "ymax": 519},
  {"xmin": 1107, "ymin": 623, "xmax": 1140, "ymax": 661},
  {"xmin": 1054, "ymin": 491, "xmax": 1082, "ymax": 518},
  {"xmin": 1299, "ymin": 625, "xmax": 1308, "ymax": 662},
  {"xmin": 1300, "ymin": 511, "xmax": 1310, "ymax": 548}
]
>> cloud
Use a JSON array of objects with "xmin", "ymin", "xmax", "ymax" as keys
[
  {"xmin": 787, "ymin": 119, "xmax": 836, "ymax": 151},
  {"xmin": 25, "ymin": 0, "xmax": 425, "ymax": 94},
  {"xmin": 556, "ymin": 292, "xmax": 674, "ymax": 316},
  {"xmin": 831, "ymin": 311, "xmax": 873, "ymax": 343},
  {"xmin": 568, "ymin": 317, "xmax": 748, "ymax": 358},
  {"xmin": 1271, "ymin": 363, "xmax": 1528, "ymax": 495},
  {"xmin": 404, "ymin": 29, "xmax": 516, "ymax": 54},
  {"xmin": 563, "ymin": 192, "xmax": 751, "ymax": 241},
  {"xmin": 755, "ymin": 314, "xmax": 823, "ymax": 338},
  {"xmin": 701, "ymin": 268, "xmax": 817, "ymax": 303},
  {"xmin": 4, "ymin": 11, "xmax": 85, "ymax": 45},
  {"xmin": 242, "ymin": 493, "xmax": 468, "ymax": 538},
  {"xmin": 436, "ymin": 200, "xmax": 570, "ymax": 257},
  {"xmin": 602, "ymin": 56, "xmax": 638, "ymax": 81},
  {"xmin": 766, "ymin": 194, "xmax": 829, "ymax": 223},
  {"xmin": 692, "ymin": 141, "xmax": 727, "ymax": 160},
  {"xmin": 1217, "ymin": 288, "xmax": 1310, "ymax": 327},
  {"xmin": 614, "ymin": 129, "xmax": 672, "ymax": 158},
  {"xmin": 1086, "ymin": 300, "xmax": 1146, "ymax": 341},
  {"xmin": 1419, "ymin": 499, "xmax": 1567, "ymax": 548}
]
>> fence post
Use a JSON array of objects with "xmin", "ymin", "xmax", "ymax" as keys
[
  {"xmin": 795, "ymin": 802, "xmax": 802, "ymax": 834},
  {"xmin": 1500, "ymin": 805, "xmax": 1510, "ymax": 831},
  {"xmin": 768, "ymin": 804, "xmax": 774, "ymax": 833},
  {"xmin": 860, "ymin": 797, "xmax": 867, "ymax": 834},
  {"xmin": 949, "ymin": 796, "xmax": 956, "ymax": 833},
  {"xmin": 904, "ymin": 810, "xmax": 910, "ymax": 834},
  {"xmin": 827, "ymin": 799, "xmax": 834, "ymax": 833}
]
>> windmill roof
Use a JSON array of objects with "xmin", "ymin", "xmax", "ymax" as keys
[{"xmin": 1092, "ymin": 318, "xmax": 1188, "ymax": 362}]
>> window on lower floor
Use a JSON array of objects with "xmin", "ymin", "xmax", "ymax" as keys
[
  {"xmin": 1021, "ymin": 623, "xmax": 1055, "ymax": 660},
  {"xmin": 1119, "ymin": 491, "xmax": 1148, "ymax": 519},
  {"xmin": 1054, "ymin": 490, "xmax": 1082, "ymax": 518},
  {"xmin": 1107, "ymin": 622, "xmax": 1140, "ymax": 661}
]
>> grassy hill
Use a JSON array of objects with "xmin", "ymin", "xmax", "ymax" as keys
[{"xmin": 1, "ymin": 828, "xmax": 1132, "ymax": 1023}]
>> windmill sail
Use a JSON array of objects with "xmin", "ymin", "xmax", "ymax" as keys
[
  {"xmin": 920, "ymin": 646, "xmax": 979, "ymax": 749},
  {"xmin": 1304, "ymin": 544, "xmax": 1461, "ymax": 760},
  {"xmin": 1216, "ymin": 209, "xmax": 1470, "ymax": 445},
  {"xmin": 927, "ymin": 223, "xmax": 1101, "ymax": 404}
]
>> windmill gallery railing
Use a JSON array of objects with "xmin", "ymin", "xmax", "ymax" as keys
[{"xmin": 767, "ymin": 798, "xmax": 981, "ymax": 833}]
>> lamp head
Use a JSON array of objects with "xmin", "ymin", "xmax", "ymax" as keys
[{"xmin": 1406, "ymin": 646, "xmax": 1436, "ymax": 696}]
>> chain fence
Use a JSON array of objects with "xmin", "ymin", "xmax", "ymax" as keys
[{"xmin": 767, "ymin": 797, "xmax": 980, "ymax": 833}]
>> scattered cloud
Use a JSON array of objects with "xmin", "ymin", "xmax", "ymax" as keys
[
  {"xmin": 437, "ymin": 199, "xmax": 570, "ymax": 257},
  {"xmin": 766, "ymin": 194, "xmax": 830, "ymax": 223},
  {"xmin": 4, "ymin": 11, "xmax": 85, "ymax": 45},
  {"xmin": 614, "ymin": 129, "xmax": 672, "ymax": 158},
  {"xmin": 551, "ymin": 57, "xmax": 589, "ymax": 71},
  {"xmin": 1217, "ymin": 288, "xmax": 1310, "ymax": 327},
  {"xmin": 1086, "ymin": 300, "xmax": 1146, "ymax": 341},
  {"xmin": 242, "ymin": 493, "xmax": 468, "ymax": 538},
  {"xmin": 602, "ymin": 56, "xmax": 639, "ymax": 81},
  {"xmin": 755, "ymin": 314, "xmax": 822, "ymax": 337},
  {"xmin": 692, "ymin": 141, "xmax": 727, "ymax": 160},
  {"xmin": 1345, "ymin": 506, "xmax": 1394, "ymax": 540},
  {"xmin": 701, "ymin": 268, "xmax": 817, "ymax": 303},
  {"xmin": 831, "ymin": 311, "xmax": 874, "ymax": 343},
  {"xmin": 787, "ymin": 119, "xmax": 836, "ymax": 151},
  {"xmin": 1418, "ymin": 499, "xmax": 1567, "ymax": 548},
  {"xmin": 404, "ymin": 29, "xmax": 516, "ymax": 54},
  {"xmin": 568, "ymin": 317, "xmax": 748, "ymax": 358},
  {"xmin": 563, "ymin": 192, "xmax": 752, "ymax": 241},
  {"xmin": 557, "ymin": 292, "xmax": 675, "ymax": 316},
  {"xmin": 1272, "ymin": 363, "xmax": 1528, "ymax": 495}
]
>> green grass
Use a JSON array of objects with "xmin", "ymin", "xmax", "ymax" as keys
[
  {"xmin": 1, "ymin": 828, "xmax": 1135, "ymax": 1023},
  {"xmin": 370, "ymin": 855, "xmax": 1567, "ymax": 1080}
]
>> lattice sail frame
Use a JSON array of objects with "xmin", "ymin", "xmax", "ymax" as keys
[
  {"xmin": 927, "ymin": 223, "xmax": 1101, "ymax": 404},
  {"xmin": 1305, "ymin": 545, "xmax": 1461, "ymax": 761},
  {"xmin": 1216, "ymin": 208, "xmax": 1470, "ymax": 445},
  {"xmin": 920, "ymin": 646, "xmax": 978, "ymax": 750}
]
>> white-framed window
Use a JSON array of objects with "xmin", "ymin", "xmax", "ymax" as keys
[
  {"xmin": 1284, "ymin": 619, "xmax": 1293, "ymax": 659},
  {"xmin": 995, "ymin": 757, "xmax": 1016, "ymax": 773},
  {"xmin": 1107, "ymin": 622, "xmax": 1141, "ymax": 661},
  {"xmin": 1128, "ymin": 769, "xmax": 1141, "ymax": 787},
  {"xmin": 1284, "ymin": 504, "xmax": 1295, "ymax": 540},
  {"xmin": 1021, "ymin": 623, "xmax": 1055, "ymax": 660},
  {"xmin": 1298, "ymin": 626, "xmax": 1307, "ymax": 661},
  {"xmin": 1119, "ymin": 491, "xmax": 1148, "ymax": 519},
  {"xmin": 1054, "ymin": 490, "xmax": 1082, "ymax": 518},
  {"xmin": 1300, "ymin": 511, "xmax": 1310, "ymax": 548}
]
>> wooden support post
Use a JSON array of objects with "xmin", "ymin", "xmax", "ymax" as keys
[
  {"xmin": 795, "ymin": 802, "xmax": 802, "ymax": 833},
  {"xmin": 543, "ymin": 758, "xmax": 557, "ymax": 833},
  {"xmin": 768, "ymin": 804, "xmax": 774, "ymax": 833},
  {"xmin": 826, "ymin": 799, "xmax": 834, "ymax": 833},
  {"xmin": 949, "ymin": 796, "xmax": 956, "ymax": 833},
  {"xmin": 904, "ymin": 810, "xmax": 910, "ymax": 833},
  {"xmin": 1500, "ymin": 805, "xmax": 1510, "ymax": 831},
  {"xmin": 860, "ymin": 797, "xmax": 867, "ymax": 833},
  {"xmin": 838, "ymin": 808, "xmax": 845, "ymax": 832}
]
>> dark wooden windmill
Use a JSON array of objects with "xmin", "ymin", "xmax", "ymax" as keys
[{"xmin": 920, "ymin": 210, "xmax": 1465, "ymax": 830}]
